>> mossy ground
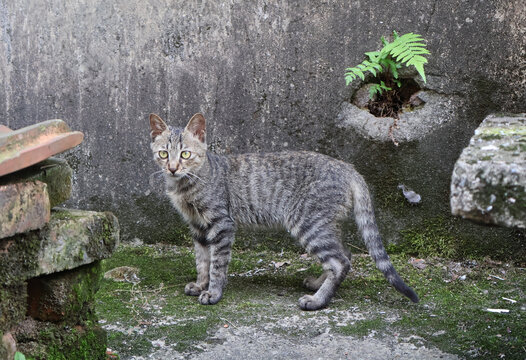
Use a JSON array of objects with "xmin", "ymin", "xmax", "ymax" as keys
[{"xmin": 96, "ymin": 242, "xmax": 525, "ymax": 359}]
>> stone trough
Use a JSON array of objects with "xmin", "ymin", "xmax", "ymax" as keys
[{"xmin": 0, "ymin": 121, "xmax": 119, "ymax": 360}]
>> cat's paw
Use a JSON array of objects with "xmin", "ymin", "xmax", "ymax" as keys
[
  {"xmin": 298, "ymin": 294, "xmax": 327, "ymax": 311},
  {"xmin": 198, "ymin": 290, "xmax": 222, "ymax": 305},
  {"xmin": 185, "ymin": 282, "xmax": 204, "ymax": 296}
]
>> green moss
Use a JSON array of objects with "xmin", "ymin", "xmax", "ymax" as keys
[
  {"xmin": 0, "ymin": 284, "xmax": 27, "ymax": 329},
  {"xmin": 0, "ymin": 232, "xmax": 42, "ymax": 286},
  {"xmin": 67, "ymin": 262, "xmax": 103, "ymax": 319},
  {"xmin": 388, "ymin": 217, "xmax": 525, "ymax": 262},
  {"xmin": 392, "ymin": 217, "xmax": 460, "ymax": 258},
  {"xmin": 387, "ymin": 262, "xmax": 526, "ymax": 358},
  {"xmin": 96, "ymin": 244, "xmax": 526, "ymax": 359},
  {"xmin": 45, "ymin": 326, "xmax": 107, "ymax": 360},
  {"xmin": 499, "ymin": 144, "xmax": 518, "ymax": 152},
  {"xmin": 480, "ymin": 133, "xmax": 503, "ymax": 141},
  {"xmin": 18, "ymin": 323, "xmax": 107, "ymax": 360},
  {"xmin": 475, "ymin": 126, "xmax": 526, "ymax": 139}
]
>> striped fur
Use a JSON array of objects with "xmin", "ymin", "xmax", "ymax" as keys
[{"xmin": 149, "ymin": 113, "xmax": 418, "ymax": 310}]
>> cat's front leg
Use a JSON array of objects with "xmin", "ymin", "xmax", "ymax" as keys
[
  {"xmin": 185, "ymin": 238, "xmax": 210, "ymax": 296},
  {"xmin": 198, "ymin": 220, "xmax": 235, "ymax": 305}
]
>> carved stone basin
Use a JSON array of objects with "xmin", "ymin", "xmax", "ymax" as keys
[{"xmin": 0, "ymin": 120, "xmax": 83, "ymax": 177}]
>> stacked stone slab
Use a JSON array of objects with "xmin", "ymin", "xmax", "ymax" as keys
[
  {"xmin": 0, "ymin": 158, "xmax": 119, "ymax": 360},
  {"xmin": 451, "ymin": 114, "xmax": 525, "ymax": 229}
]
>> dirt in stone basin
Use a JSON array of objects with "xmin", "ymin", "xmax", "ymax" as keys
[
  {"xmin": 95, "ymin": 243, "xmax": 525, "ymax": 360},
  {"xmin": 367, "ymin": 78, "xmax": 422, "ymax": 120}
]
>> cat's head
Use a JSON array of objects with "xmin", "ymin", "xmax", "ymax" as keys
[{"xmin": 149, "ymin": 113, "xmax": 207, "ymax": 178}]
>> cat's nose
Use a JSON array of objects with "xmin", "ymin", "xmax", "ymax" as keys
[{"xmin": 168, "ymin": 167, "xmax": 177, "ymax": 175}]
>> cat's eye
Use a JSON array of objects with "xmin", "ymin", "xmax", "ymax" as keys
[
  {"xmin": 181, "ymin": 151, "xmax": 191, "ymax": 159},
  {"xmin": 158, "ymin": 150, "xmax": 168, "ymax": 159}
]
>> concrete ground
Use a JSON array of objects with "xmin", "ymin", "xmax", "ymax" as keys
[{"xmin": 135, "ymin": 324, "xmax": 458, "ymax": 360}]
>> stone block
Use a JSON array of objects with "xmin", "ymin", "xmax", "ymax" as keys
[
  {"xmin": 451, "ymin": 114, "xmax": 525, "ymax": 228},
  {"xmin": 0, "ymin": 285, "xmax": 27, "ymax": 331},
  {"xmin": 0, "ymin": 120, "xmax": 83, "ymax": 177},
  {"xmin": 0, "ymin": 209, "xmax": 119, "ymax": 286},
  {"xmin": 1, "ymin": 332, "xmax": 16, "ymax": 360},
  {"xmin": 0, "ymin": 157, "xmax": 73, "ymax": 208},
  {"xmin": 0, "ymin": 181, "xmax": 51, "ymax": 240},
  {"xmin": 27, "ymin": 262, "xmax": 102, "ymax": 323},
  {"xmin": 13, "ymin": 318, "xmax": 107, "ymax": 360}
]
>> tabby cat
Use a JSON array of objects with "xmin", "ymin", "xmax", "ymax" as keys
[{"xmin": 149, "ymin": 113, "xmax": 418, "ymax": 310}]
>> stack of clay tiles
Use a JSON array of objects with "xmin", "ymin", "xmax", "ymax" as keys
[{"xmin": 0, "ymin": 120, "xmax": 119, "ymax": 360}]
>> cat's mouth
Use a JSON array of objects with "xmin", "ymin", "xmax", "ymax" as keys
[{"xmin": 166, "ymin": 170, "xmax": 184, "ymax": 178}]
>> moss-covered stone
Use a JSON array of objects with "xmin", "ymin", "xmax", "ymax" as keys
[
  {"xmin": 27, "ymin": 262, "xmax": 103, "ymax": 323},
  {"xmin": 14, "ymin": 318, "xmax": 107, "ymax": 360},
  {"xmin": 0, "ymin": 209, "xmax": 119, "ymax": 286},
  {"xmin": 451, "ymin": 113, "xmax": 526, "ymax": 229},
  {"xmin": 0, "ymin": 181, "xmax": 50, "ymax": 239},
  {"xmin": 0, "ymin": 285, "xmax": 27, "ymax": 330},
  {"xmin": 0, "ymin": 158, "xmax": 72, "ymax": 208}
]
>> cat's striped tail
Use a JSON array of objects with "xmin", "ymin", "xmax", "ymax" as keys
[{"xmin": 350, "ymin": 175, "xmax": 419, "ymax": 303}]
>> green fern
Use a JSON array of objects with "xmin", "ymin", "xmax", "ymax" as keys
[
  {"xmin": 369, "ymin": 81, "xmax": 392, "ymax": 98},
  {"xmin": 344, "ymin": 31, "xmax": 430, "ymax": 90}
]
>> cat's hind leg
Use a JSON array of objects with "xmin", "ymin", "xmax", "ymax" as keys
[
  {"xmin": 296, "ymin": 228, "xmax": 350, "ymax": 310},
  {"xmin": 185, "ymin": 239, "xmax": 210, "ymax": 296},
  {"xmin": 304, "ymin": 247, "xmax": 352, "ymax": 291}
]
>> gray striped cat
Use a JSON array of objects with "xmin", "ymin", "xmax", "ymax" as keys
[{"xmin": 149, "ymin": 113, "xmax": 418, "ymax": 310}]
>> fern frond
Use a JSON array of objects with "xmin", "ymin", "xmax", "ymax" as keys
[
  {"xmin": 365, "ymin": 51, "xmax": 381, "ymax": 62},
  {"xmin": 345, "ymin": 57, "xmax": 384, "ymax": 84},
  {"xmin": 369, "ymin": 81, "xmax": 392, "ymax": 98},
  {"xmin": 344, "ymin": 31, "xmax": 430, "ymax": 87},
  {"xmin": 406, "ymin": 55, "xmax": 428, "ymax": 82},
  {"xmin": 381, "ymin": 32, "xmax": 430, "ymax": 83}
]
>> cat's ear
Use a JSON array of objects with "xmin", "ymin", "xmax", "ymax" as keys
[
  {"xmin": 185, "ymin": 113, "xmax": 206, "ymax": 143},
  {"xmin": 149, "ymin": 113, "xmax": 167, "ymax": 140}
]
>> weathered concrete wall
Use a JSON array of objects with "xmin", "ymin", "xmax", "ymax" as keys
[{"xmin": 1, "ymin": 0, "xmax": 524, "ymax": 248}]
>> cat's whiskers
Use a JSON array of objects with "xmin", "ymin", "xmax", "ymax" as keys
[
  {"xmin": 148, "ymin": 170, "xmax": 166, "ymax": 189},
  {"xmin": 150, "ymin": 170, "xmax": 164, "ymax": 177},
  {"xmin": 185, "ymin": 171, "xmax": 206, "ymax": 183},
  {"xmin": 149, "ymin": 170, "xmax": 164, "ymax": 182}
]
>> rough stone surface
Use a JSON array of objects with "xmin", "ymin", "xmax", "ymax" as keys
[
  {"xmin": 0, "ymin": 181, "xmax": 50, "ymax": 239},
  {"xmin": 0, "ymin": 1, "xmax": 524, "ymax": 247},
  {"xmin": 13, "ymin": 317, "xmax": 107, "ymax": 360},
  {"xmin": 27, "ymin": 262, "xmax": 102, "ymax": 323},
  {"xmin": 451, "ymin": 114, "xmax": 526, "ymax": 228},
  {"xmin": 0, "ymin": 285, "xmax": 27, "ymax": 330},
  {"xmin": 0, "ymin": 209, "xmax": 119, "ymax": 286},
  {"xmin": 0, "ymin": 157, "xmax": 73, "ymax": 208},
  {"xmin": 338, "ymin": 91, "xmax": 463, "ymax": 143},
  {"xmin": 0, "ymin": 332, "xmax": 16, "ymax": 360}
]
